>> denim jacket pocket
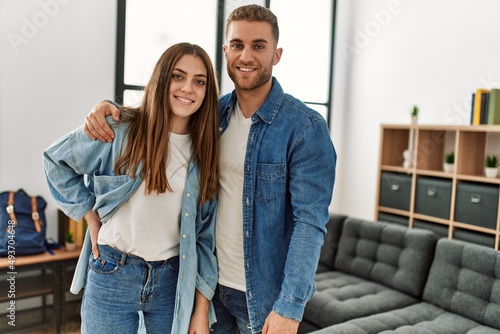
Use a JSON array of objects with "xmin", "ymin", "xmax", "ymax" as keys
[
  {"xmin": 255, "ymin": 163, "xmax": 286, "ymax": 202},
  {"xmin": 92, "ymin": 173, "xmax": 138, "ymax": 221},
  {"xmin": 93, "ymin": 174, "xmax": 132, "ymax": 196}
]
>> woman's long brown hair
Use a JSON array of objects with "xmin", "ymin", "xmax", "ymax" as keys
[{"xmin": 114, "ymin": 43, "xmax": 219, "ymax": 205}]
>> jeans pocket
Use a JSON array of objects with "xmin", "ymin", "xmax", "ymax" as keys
[
  {"xmin": 166, "ymin": 256, "xmax": 180, "ymax": 271},
  {"xmin": 89, "ymin": 253, "xmax": 122, "ymax": 274}
]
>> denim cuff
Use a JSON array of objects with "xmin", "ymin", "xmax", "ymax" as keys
[
  {"xmin": 272, "ymin": 293, "xmax": 307, "ymax": 322},
  {"xmin": 195, "ymin": 272, "xmax": 216, "ymax": 300},
  {"xmin": 105, "ymin": 99, "xmax": 120, "ymax": 109}
]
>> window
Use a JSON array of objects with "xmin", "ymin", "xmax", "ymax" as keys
[
  {"xmin": 116, "ymin": 0, "xmax": 336, "ymax": 125},
  {"xmin": 116, "ymin": 0, "xmax": 218, "ymax": 106},
  {"xmin": 270, "ymin": 0, "xmax": 335, "ymax": 122}
]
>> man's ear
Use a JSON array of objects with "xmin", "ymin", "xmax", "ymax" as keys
[
  {"xmin": 273, "ymin": 47, "xmax": 283, "ymax": 65},
  {"xmin": 223, "ymin": 44, "xmax": 228, "ymax": 58}
]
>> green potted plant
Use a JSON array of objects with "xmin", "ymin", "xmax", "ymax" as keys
[
  {"xmin": 65, "ymin": 230, "xmax": 76, "ymax": 251},
  {"xmin": 484, "ymin": 154, "xmax": 499, "ymax": 178},
  {"xmin": 411, "ymin": 104, "xmax": 419, "ymax": 125},
  {"xmin": 443, "ymin": 151, "xmax": 454, "ymax": 173}
]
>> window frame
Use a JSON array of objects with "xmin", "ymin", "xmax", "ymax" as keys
[{"xmin": 114, "ymin": 0, "xmax": 337, "ymax": 127}]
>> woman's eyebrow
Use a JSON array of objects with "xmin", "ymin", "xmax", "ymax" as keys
[{"xmin": 173, "ymin": 68, "xmax": 207, "ymax": 78}]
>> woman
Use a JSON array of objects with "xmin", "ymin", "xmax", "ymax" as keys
[{"xmin": 43, "ymin": 43, "xmax": 219, "ymax": 334}]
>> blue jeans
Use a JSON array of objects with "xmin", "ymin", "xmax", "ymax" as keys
[
  {"xmin": 211, "ymin": 284, "xmax": 253, "ymax": 334},
  {"xmin": 81, "ymin": 245, "xmax": 179, "ymax": 334}
]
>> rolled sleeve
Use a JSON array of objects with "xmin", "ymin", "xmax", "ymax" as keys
[{"xmin": 43, "ymin": 129, "xmax": 96, "ymax": 221}]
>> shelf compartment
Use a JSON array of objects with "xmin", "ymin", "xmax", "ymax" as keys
[
  {"xmin": 454, "ymin": 181, "xmax": 499, "ymax": 230},
  {"xmin": 457, "ymin": 131, "xmax": 487, "ymax": 176},
  {"xmin": 413, "ymin": 220, "xmax": 449, "ymax": 239},
  {"xmin": 415, "ymin": 176, "xmax": 452, "ymax": 220},
  {"xmin": 379, "ymin": 172, "xmax": 412, "ymax": 211},
  {"xmin": 453, "ymin": 227, "xmax": 496, "ymax": 248},
  {"xmin": 378, "ymin": 212, "xmax": 409, "ymax": 227},
  {"xmin": 0, "ymin": 301, "xmax": 56, "ymax": 333},
  {"xmin": 0, "ymin": 266, "xmax": 55, "ymax": 303},
  {"xmin": 380, "ymin": 127, "xmax": 411, "ymax": 167},
  {"xmin": 415, "ymin": 129, "xmax": 454, "ymax": 171}
]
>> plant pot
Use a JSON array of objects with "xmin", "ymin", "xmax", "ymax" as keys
[
  {"xmin": 484, "ymin": 167, "xmax": 498, "ymax": 178},
  {"xmin": 443, "ymin": 163, "xmax": 454, "ymax": 173},
  {"xmin": 411, "ymin": 116, "xmax": 418, "ymax": 125},
  {"xmin": 65, "ymin": 242, "xmax": 76, "ymax": 252}
]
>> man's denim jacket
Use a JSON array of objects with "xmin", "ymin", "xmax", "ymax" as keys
[
  {"xmin": 219, "ymin": 77, "xmax": 337, "ymax": 333},
  {"xmin": 43, "ymin": 118, "xmax": 218, "ymax": 333}
]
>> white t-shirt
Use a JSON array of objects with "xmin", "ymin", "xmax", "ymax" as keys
[
  {"xmin": 216, "ymin": 103, "xmax": 252, "ymax": 291},
  {"xmin": 99, "ymin": 133, "xmax": 192, "ymax": 261}
]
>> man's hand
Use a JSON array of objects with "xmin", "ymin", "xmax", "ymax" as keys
[
  {"xmin": 84, "ymin": 210, "xmax": 102, "ymax": 259},
  {"xmin": 262, "ymin": 311, "xmax": 299, "ymax": 334},
  {"xmin": 84, "ymin": 101, "xmax": 121, "ymax": 142}
]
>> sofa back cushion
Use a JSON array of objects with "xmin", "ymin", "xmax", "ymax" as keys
[
  {"xmin": 334, "ymin": 218, "xmax": 437, "ymax": 297},
  {"xmin": 423, "ymin": 238, "xmax": 500, "ymax": 329},
  {"xmin": 317, "ymin": 214, "xmax": 348, "ymax": 271}
]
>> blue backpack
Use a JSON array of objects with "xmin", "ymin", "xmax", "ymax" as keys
[{"xmin": 0, "ymin": 189, "xmax": 47, "ymax": 256}]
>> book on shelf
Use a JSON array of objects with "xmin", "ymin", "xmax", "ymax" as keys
[
  {"xmin": 472, "ymin": 88, "xmax": 491, "ymax": 125},
  {"xmin": 480, "ymin": 92, "xmax": 490, "ymax": 124},
  {"xmin": 488, "ymin": 88, "xmax": 500, "ymax": 125},
  {"xmin": 470, "ymin": 93, "xmax": 475, "ymax": 124}
]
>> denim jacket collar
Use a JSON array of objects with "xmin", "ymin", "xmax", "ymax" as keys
[{"xmin": 220, "ymin": 77, "xmax": 284, "ymax": 127}]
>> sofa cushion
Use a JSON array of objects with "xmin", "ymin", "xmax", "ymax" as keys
[
  {"xmin": 302, "ymin": 271, "xmax": 420, "ymax": 329},
  {"xmin": 423, "ymin": 238, "xmax": 500, "ymax": 330},
  {"xmin": 310, "ymin": 302, "xmax": 500, "ymax": 334},
  {"xmin": 317, "ymin": 214, "xmax": 348, "ymax": 272},
  {"xmin": 334, "ymin": 218, "xmax": 437, "ymax": 297}
]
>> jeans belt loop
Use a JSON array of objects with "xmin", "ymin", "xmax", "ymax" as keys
[{"xmin": 119, "ymin": 252, "xmax": 127, "ymax": 266}]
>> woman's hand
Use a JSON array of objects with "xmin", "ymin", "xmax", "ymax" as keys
[
  {"xmin": 188, "ymin": 290, "xmax": 210, "ymax": 334},
  {"xmin": 84, "ymin": 210, "xmax": 102, "ymax": 259}
]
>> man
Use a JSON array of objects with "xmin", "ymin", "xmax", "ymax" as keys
[{"xmin": 84, "ymin": 5, "xmax": 336, "ymax": 334}]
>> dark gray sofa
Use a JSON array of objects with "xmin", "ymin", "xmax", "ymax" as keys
[{"xmin": 299, "ymin": 215, "xmax": 500, "ymax": 334}]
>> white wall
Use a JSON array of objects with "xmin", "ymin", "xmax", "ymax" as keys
[
  {"xmin": 0, "ymin": 0, "xmax": 116, "ymax": 240},
  {"xmin": 2, "ymin": 0, "xmax": 500, "ymax": 239},
  {"xmin": 330, "ymin": 0, "xmax": 500, "ymax": 220}
]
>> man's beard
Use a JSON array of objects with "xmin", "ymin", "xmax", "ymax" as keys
[{"xmin": 227, "ymin": 64, "xmax": 273, "ymax": 91}]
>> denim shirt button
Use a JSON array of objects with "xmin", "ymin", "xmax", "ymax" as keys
[
  {"xmin": 182, "ymin": 255, "xmax": 186, "ymax": 259},
  {"xmin": 184, "ymin": 212, "xmax": 189, "ymax": 217},
  {"xmin": 182, "ymin": 234, "xmax": 187, "ymax": 238},
  {"xmin": 186, "ymin": 192, "xmax": 191, "ymax": 197}
]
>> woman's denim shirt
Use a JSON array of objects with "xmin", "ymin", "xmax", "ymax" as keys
[
  {"xmin": 219, "ymin": 77, "xmax": 337, "ymax": 333},
  {"xmin": 43, "ymin": 118, "xmax": 218, "ymax": 333}
]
